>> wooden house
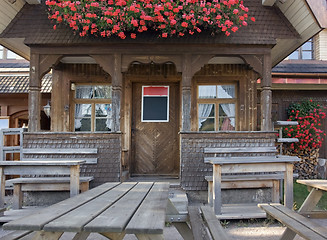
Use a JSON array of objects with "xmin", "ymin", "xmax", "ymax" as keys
[
  {"xmin": 0, "ymin": 0, "xmax": 326, "ymax": 191},
  {"xmin": 271, "ymin": 29, "xmax": 327, "ymax": 159}
]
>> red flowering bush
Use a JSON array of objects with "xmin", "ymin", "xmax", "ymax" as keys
[
  {"xmin": 284, "ymin": 100, "xmax": 326, "ymax": 153},
  {"xmin": 45, "ymin": 0, "xmax": 255, "ymax": 39}
]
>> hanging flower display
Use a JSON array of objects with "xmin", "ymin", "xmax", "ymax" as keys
[{"xmin": 45, "ymin": 0, "xmax": 255, "ymax": 39}]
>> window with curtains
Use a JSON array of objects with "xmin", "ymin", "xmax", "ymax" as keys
[
  {"xmin": 73, "ymin": 85, "xmax": 112, "ymax": 132},
  {"xmin": 197, "ymin": 84, "xmax": 237, "ymax": 131}
]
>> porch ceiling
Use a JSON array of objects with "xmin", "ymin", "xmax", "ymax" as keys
[{"xmin": 0, "ymin": 0, "xmax": 325, "ymax": 66}]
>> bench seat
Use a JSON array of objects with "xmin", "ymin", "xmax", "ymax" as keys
[
  {"xmin": 189, "ymin": 205, "xmax": 229, "ymax": 240},
  {"xmin": 259, "ymin": 203, "xmax": 327, "ymax": 240},
  {"xmin": 7, "ymin": 176, "xmax": 94, "ymax": 209}
]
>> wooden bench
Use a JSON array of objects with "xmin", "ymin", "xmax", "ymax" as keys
[
  {"xmin": 258, "ymin": 203, "xmax": 327, "ymax": 240},
  {"xmin": 3, "ymin": 147, "xmax": 98, "ymax": 209},
  {"xmin": 204, "ymin": 146, "xmax": 281, "ymax": 205},
  {"xmin": 189, "ymin": 205, "xmax": 229, "ymax": 240},
  {"xmin": 204, "ymin": 146, "xmax": 300, "ymax": 215},
  {"xmin": 205, "ymin": 173, "xmax": 283, "ymax": 206},
  {"xmin": 22, "ymin": 148, "xmax": 98, "ymax": 164},
  {"xmin": 7, "ymin": 176, "xmax": 94, "ymax": 209}
]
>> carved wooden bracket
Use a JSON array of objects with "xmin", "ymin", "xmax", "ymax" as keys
[
  {"xmin": 91, "ymin": 55, "xmax": 115, "ymax": 76},
  {"xmin": 240, "ymin": 55, "xmax": 263, "ymax": 77},
  {"xmin": 192, "ymin": 55, "xmax": 215, "ymax": 75},
  {"xmin": 39, "ymin": 54, "xmax": 63, "ymax": 79}
]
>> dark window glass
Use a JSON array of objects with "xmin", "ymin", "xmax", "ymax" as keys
[{"xmin": 143, "ymin": 96, "xmax": 168, "ymax": 121}]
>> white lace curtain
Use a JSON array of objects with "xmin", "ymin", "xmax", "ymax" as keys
[
  {"xmin": 218, "ymin": 85, "xmax": 235, "ymax": 128},
  {"xmin": 75, "ymin": 87, "xmax": 93, "ymax": 129},
  {"xmin": 198, "ymin": 85, "xmax": 235, "ymax": 129}
]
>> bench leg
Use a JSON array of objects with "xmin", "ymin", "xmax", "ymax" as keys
[
  {"xmin": 280, "ymin": 228, "xmax": 297, "ymax": 240},
  {"xmin": 135, "ymin": 234, "xmax": 164, "ymax": 240},
  {"xmin": 272, "ymin": 180, "xmax": 280, "ymax": 203},
  {"xmin": 284, "ymin": 163, "xmax": 293, "ymax": 209},
  {"xmin": 213, "ymin": 164, "xmax": 222, "ymax": 215},
  {"xmin": 208, "ymin": 181, "xmax": 213, "ymax": 207},
  {"xmin": 80, "ymin": 182, "xmax": 89, "ymax": 193},
  {"xmin": 0, "ymin": 167, "xmax": 5, "ymax": 209},
  {"xmin": 101, "ymin": 232, "xmax": 125, "ymax": 240},
  {"xmin": 70, "ymin": 165, "xmax": 80, "ymax": 197},
  {"xmin": 72, "ymin": 232, "xmax": 90, "ymax": 240},
  {"xmin": 13, "ymin": 184, "xmax": 23, "ymax": 210},
  {"xmin": 32, "ymin": 231, "xmax": 63, "ymax": 240}
]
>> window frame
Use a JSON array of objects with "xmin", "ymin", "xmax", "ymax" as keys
[
  {"xmin": 141, "ymin": 85, "xmax": 169, "ymax": 123},
  {"xmin": 72, "ymin": 83, "xmax": 112, "ymax": 132},
  {"xmin": 197, "ymin": 83, "xmax": 237, "ymax": 131},
  {"xmin": 288, "ymin": 38, "xmax": 314, "ymax": 60}
]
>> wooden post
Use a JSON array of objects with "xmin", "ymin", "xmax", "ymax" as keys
[
  {"xmin": 0, "ymin": 167, "xmax": 5, "ymax": 208},
  {"xmin": 213, "ymin": 164, "xmax": 222, "ymax": 215},
  {"xmin": 13, "ymin": 184, "xmax": 23, "ymax": 210},
  {"xmin": 92, "ymin": 54, "xmax": 121, "ymax": 132},
  {"xmin": 112, "ymin": 53, "xmax": 122, "ymax": 132},
  {"xmin": 284, "ymin": 163, "xmax": 293, "ymax": 209},
  {"xmin": 70, "ymin": 165, "xmax": 80, "ymax": 197},
  {"xmin": 29, "ymin": 53, "xmax": 41, "ymax": 132},
  {"xmin": 182, "ymin": 54, "xmax": 192, "ymax": 132},
  {"xmin": 260, "ymin": 53, "xmax": 272, "ymax": 131}
]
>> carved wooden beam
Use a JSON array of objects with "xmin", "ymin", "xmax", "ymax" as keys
[
  {"xmin": 25, "ymin": 0, "xmax": 41, "ymax": 4},
  {"xmin": 121, "ymin": 55, "xmax": 182, "ymax": 72},
  {"xmin": 262, "ymin": 0, "xmax": 277, "ymax": 6}
]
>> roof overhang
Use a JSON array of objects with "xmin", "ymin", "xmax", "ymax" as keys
[
  {"xmin": 271, "ymin": 0, "xmax": 327, "ymax": 66},
  {"xmin": 0, "ymin": 0, "xmax": 34, "ymax": 60},
  {"xmin": 0, "ymin": 0, "xmax": 326, "ymax": 66}
]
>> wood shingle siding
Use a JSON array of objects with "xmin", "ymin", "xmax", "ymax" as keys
[
  {"xmin": 180, "ymin": 131, "xmax": 276, "ymax": 191},
  {"xmin": 23, "ymin": 132, "xmax": 122, "ymax": 186}
]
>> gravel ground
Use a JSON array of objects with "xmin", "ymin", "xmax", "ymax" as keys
[
  {"xmin": 0, "ymin": 217, "xmax": 312, "ymax": 240},
  {"xmin": 1, "ymin": 194, "xmax": 326, "ymax": 240},
  {"xmin": 0, "ymin": 220, "xmax": 289, "ymax": 240},
  {"xmin": 1, "ymin": 217, "xmax": 327, "ymax": 239}
]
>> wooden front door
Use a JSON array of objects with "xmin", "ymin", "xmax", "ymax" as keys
[{"xmin": 132, "ymin": 82, "xmax": 180, "ymax": 175}]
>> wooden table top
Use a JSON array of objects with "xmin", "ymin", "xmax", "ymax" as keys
[
  {"xmin": 3, "ymin": 182, "xmax": 170, "ymax": 235},
  {"xmin": 297, "ymin": 179, "xmax": 327, "ymax": 192},
  {"xmin": 206, "ymin": 155, "xmax": 300, "ymax": 164},
  {"xmin": 0, "ymin": 160, "xmax": 85, "ymax": 166}
]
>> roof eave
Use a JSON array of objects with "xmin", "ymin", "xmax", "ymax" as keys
[{"xmin": 271, "ymin": 0, "xmax": 326, "ymax": 66}]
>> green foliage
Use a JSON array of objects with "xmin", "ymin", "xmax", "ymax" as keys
[
  {"xmin": 293, "ymin": 181, "xmax": 327, "ymax": 211},
  {"xmin": 287, "ymin": 100, "xmax": 322, "ymax": 118}
]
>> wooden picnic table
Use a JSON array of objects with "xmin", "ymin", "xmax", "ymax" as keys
[
  {"xmin": 259, "ymin": 179, "xmax": 327, "ymax": 240},
  {"xmin": 207, "ymin": 155, "xmax": 300, "ymax": 215},
  {"xmin": 3, "ymin": 182, "xmax": 170, "ymax": 240},
  {"xmin": 296, "ymin": 179, "xmax": 327, "ymax": 217},
  {"xmin": 0, "ymin": 160, "xmax": 85, "ymax": 208}
]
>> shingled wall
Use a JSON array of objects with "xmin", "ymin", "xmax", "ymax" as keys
[
  {"xmin": 23, "ymin": 132, "xmax": 121, "ymax": 187},
  {"xmin": 180, "ymin": 131, "xmax": 277, "ymax": 191}
]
